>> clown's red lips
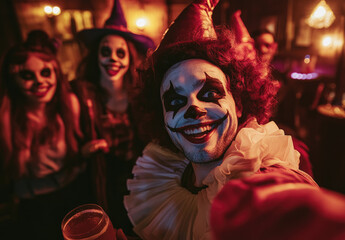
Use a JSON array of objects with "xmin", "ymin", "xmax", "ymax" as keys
[{"xmin": 168, "ymin": 112, "xmax": 228, "ymax": 144}]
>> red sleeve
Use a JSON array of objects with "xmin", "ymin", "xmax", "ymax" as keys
[{"xmin": 210, "ymin": 165, "xmax": 345, "ymax": 240}]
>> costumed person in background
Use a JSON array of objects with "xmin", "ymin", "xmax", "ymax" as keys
[
  {"xmin": 71, "ymin": 0, "xmax": 155, "ymax": 236},
  {"xmin": 0, "ymin": 30, "xmax": 94, "ymax": 240},
  {"xmin": 252, "ymin": 28, "xmax": 313, "ymax": 176},
  {"xmin": 123, "ymin": 0, "xmax": 344, "ymax": 239},
  {"xmin": 252, "ymin": 29, "xmax": 277, "ymax": 66}
]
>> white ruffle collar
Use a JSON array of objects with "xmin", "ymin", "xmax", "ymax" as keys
[{"xmin": 125, "ymin": 118, "xmax": 301, "ymax": 240}]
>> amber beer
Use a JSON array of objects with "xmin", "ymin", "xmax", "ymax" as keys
[{"xmin": 62, "ymin": 204, "xmax": 116, "ymax": 240}]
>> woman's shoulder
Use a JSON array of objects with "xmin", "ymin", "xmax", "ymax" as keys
[
  {"xmin": 69, "ymin": 79, "xmax": 101, "ymax": 104},
  {"xmin": 0, "ymin": 95, "xmax": 12, "ymax": 129},
  {"xmin": 67, "ymin": 92, "xmax": 80, "ymax": 114},
  {"xmin": 0, "ymin": 96, "xmax": 12, "ymax": 145},
  {"xmin": 70, "ymin": 79, "xmax": 97, "ymax": 92}
]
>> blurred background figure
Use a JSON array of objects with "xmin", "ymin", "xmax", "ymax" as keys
[
  {"xmin": 252, "ymin": 29, "xmax": 278, "ymax": 65},
  {"xmin": 252, "ymin": 28, "xmax": 314, "ymax": 177},
  {"xmin": 71, "ymin": 0, "xmax": 155, "ymax": 237},
  {"xmin": 0, "ymin": 30, "xmax": 94, "ymax": 240}
]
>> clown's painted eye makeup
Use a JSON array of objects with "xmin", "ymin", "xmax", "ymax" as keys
[
  {"xmin": 116, "ymin": 48, "xmax": 126, "ymax": 59},
  {"xmin": 163, "ymin": 82, "xmax": 187, "ymax": 116},
  {"xmin": 197, "ymin": 73, "xmax": 225, "ymax": 105},
  {"xmin": 41, "ymin": 68, "xmax": 51, "ymax": 77},
  {"xmin": 19, "ymin": 70, "xmax": 34, "ymax": 80},
  {"xmin": 100, "ymin": 46, "xmax": 112, "ymax": 57}
]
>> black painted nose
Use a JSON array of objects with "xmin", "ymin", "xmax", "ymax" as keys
[{"xmin": 184, "ymin": 105, "xmax": 206, "ymax": 119}]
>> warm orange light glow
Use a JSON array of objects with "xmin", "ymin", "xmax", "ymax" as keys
[
  {"xmin": 314, "ymin": 5, "xmax": 327, "ymax": 18},
  {"xmin": 125, "ymin": 2, "xmax": 166, "ymax": 45},
  {"xmin": 322, "ymin": 36, "xmax": 332, "ymax": 47},
  {"xmin": 304, "ymin": 55, "xmax": 311, "ymax": 64},
  {"xmin": 318, "ymin": 33, "xmax": 344, "ymax": 57},
  {"xmin": 44, "ymin": 5, "xmax": 61, "ymax": 16},
  {"xmin": 136, "ymin": 17, "xmax": 148, "ymax": 30},
  {"xmin": 52, "ymin": 6, "xmax": 61, "ymax": 16},
  {"xmin": 306, "ymin": 0, "xmax": 335, "ymax": 29},
  {"xmin": 44, "ymin": 5, "xmax": 53, "ymax": 15}
]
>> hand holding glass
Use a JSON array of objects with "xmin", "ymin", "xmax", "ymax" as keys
[{"xmin": 61, "ymin": 204, "xmax": 122, "ymax": 240}]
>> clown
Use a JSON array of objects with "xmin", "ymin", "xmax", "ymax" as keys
[
  {"xmin": 123, "ymin": 0, "xmax": 330, "ymax": 239},
  {"xmin": 161, "ymin": 59, "xmax": 240, "ymax": 164}
]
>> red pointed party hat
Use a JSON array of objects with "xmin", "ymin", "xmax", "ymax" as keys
[
  {"xmin": 155, "ymin": 0, "xmax": 219, "ymax": 52},
  {"xmin": 230, "ymin": 10, "xmax": 253, "ymax": 43}
]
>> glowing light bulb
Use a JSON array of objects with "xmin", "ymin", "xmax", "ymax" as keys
[
  {"xmin": 52, "ymin": 6, "xmax": 61, "ymax": 16},
  {"xmin": 306, "ymin": 0, "xmax": 335, "ymax": 29},
  {"xmin": 291, "ymin": 72, "xmax": 318, "ymax": 80},
  {"xmin": 136, "ymin": 17, "xmax": 148, "ymax": 30},
  {"xmin": 304, "ymin": 55, "xmax": 311, "ymax": 64},
  {"xmin": 44, "ymin": 5, "xmax": 53, "ymax": 15},
  {"xmin": 314, "ymin": 6, "xmax": 326, "ymax": 19},
  {"xmin": 322, "ymin": 36, "xmax": 332, "ymax": 47}
]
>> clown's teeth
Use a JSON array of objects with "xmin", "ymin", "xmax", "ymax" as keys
[{"xmin": 183, "ymin": 124, "xmax": 214, "ymax": 135}]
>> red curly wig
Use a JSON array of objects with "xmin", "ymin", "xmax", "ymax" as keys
[{"xmin": 132, "ymin": 26, "xmax": 279, "ymax": 150}]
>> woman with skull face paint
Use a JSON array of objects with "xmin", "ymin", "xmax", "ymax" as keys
[
  {"xmin": 71, "ymin": 0, "xmax": 155, "ymax": 236},
  {"xmin": 0, "ymin": 30, "xmax": 94, "ymax": 239}
]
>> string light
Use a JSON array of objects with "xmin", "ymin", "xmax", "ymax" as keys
[
  {"xmin": 44, "ymin": 5, "xmax": 53, "ymax": 15},
  {"xmin": 291, "ymin": 72, "xmax": 319, "ymax": 80},
  {"xmin": 44, "ymin": 5, "xmax": 61, "ymax": 16},
  {"xmin": 52, "ymin": 6, "xmax": 61, "ymax": 16}
]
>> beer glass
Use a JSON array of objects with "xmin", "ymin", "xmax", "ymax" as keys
[{"xmin": 61, "ymin": 204, "xmax": 116, "ymax": 240}]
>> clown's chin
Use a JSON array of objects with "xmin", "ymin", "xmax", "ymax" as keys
[{"xmin": 183, "ymin": 148, "xmax": 223, "ymax": 164}]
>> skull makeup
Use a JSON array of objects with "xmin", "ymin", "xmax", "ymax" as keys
[
  {"xmin": 98, "ymin": 34, "xmax": 130, "ymax": 87},
  {"xmin": 160, "ymin": 59, "xmax": 241, "ymax": 163},
  {"xmin": 13, "ymin": 54, "xmax": 57, "ymax": 104}
]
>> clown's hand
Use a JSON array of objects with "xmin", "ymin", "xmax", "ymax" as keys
[{"xmin": 81, "ymin": 139, "xmax": 109, "ymax": 156}]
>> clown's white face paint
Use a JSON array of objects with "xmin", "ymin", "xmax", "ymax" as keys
[
  {"xmin": 160, "ymin": 59, "xmax": 241, "ymax": 163},
  {"xmin": 98, "ymin": 35, "xmax": 130, "ymax": 89},
  {"xmin": 13, "ymin": 54, "xmax": 57, "ymax": 105}
]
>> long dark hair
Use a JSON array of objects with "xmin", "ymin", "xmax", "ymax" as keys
[
  {"xmin": 74, "ymin": 34, "xmax": 145, "ymax": 141},
  {"xmin": 0, "ymin": 30, "xmax": 80, "ymax": 179}
]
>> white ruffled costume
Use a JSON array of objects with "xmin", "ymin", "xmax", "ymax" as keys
[{"xmin": 124, "ymin": 118, "xmax": 302, "ymax": 240}]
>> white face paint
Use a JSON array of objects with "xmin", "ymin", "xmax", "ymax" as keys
[
  {"xmin": 13, "ymin": 54, "xmax": 57, "ymax": 104},
  {"xmin": 98, "ymin": 35, "xmax": 130, "ymax": 86},
  {"xmin": 160, "ymin": 59, "xmax": 241, "ymax": 163}
]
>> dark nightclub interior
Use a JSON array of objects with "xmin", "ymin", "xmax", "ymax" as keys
[
  {"xmin": 1, "ymin": 0, "xmax": 345, "ymax": 239},
  {"xmin": 2, "ymin": 0, "xmax": 344, "ymax": 193}
]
